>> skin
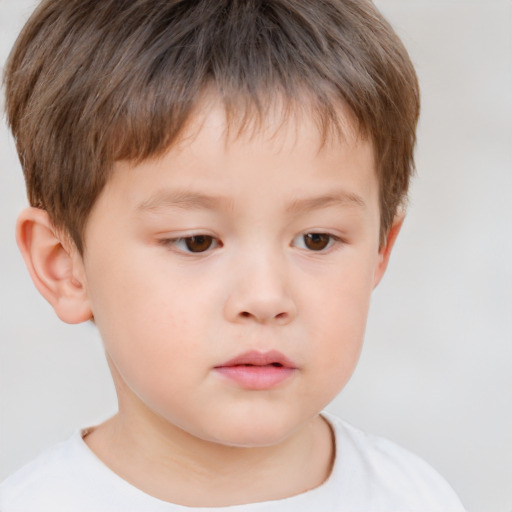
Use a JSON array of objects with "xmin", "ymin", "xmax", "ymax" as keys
[{"xmin": 16, "ymin": 101, "xmax": 403, "ymax": 506}]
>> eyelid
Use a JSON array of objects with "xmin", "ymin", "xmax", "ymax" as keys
[
  {"xmin": 291, "ymin": 232, "xmax": 344, "ymax": 252},
  {"xmin": 157, "ymin": 231, "xmax": 345, "ymax": 254},
  {"xmin": 159, "ymin": 234, "xmax": 222, "ymax": 254}
]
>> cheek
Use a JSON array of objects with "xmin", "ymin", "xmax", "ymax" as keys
[
  {"xmin": 301, "ymin": 259, "xmax": 375, "ymax": 387},
  {"xmin": 87, "ymin": 260, "xmax": 195, "ymax": 377},
  {"xmin": 93, "ymin": 289, "xmax": 205, "ymax": 421},
  {"xmin": 314, "ymin": 298, "xmax": 368, "ymax": 372}
]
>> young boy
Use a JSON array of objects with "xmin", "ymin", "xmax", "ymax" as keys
[{"xmin": 1, "ymin": 0, "xmax": 465, "ymax": 510}]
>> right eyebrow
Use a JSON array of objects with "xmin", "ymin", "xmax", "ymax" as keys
[{"xmin": 136, "ymin": 190, "xmax": 234, "ymax": 213}]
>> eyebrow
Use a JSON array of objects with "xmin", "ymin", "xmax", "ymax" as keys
[
  {"xmin": 137, "ymin": 191, "xmax": 234, "ymax": 213},
  {"xmin": 136, "ymin": 189, "xmax": 366, "ymax": 214},
  {"xmin": 285, "ymin": 190, "xmax": 366, "ymax": 214}
]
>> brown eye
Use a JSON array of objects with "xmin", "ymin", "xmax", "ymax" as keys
[
  {"xmin": 303, "ymin": 233, "xmax": 331, "ymax": 251},
  {"xmin": 184, "ymin": 235, "xmax": 214, "ymax": 253}
]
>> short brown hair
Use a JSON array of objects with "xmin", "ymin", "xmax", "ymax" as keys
[{"xmin": 4, "ymin": 0, "xmax": 419, "ymax": 253}]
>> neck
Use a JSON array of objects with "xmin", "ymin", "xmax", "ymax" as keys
[{"xmin": 84, "ymin": 410, "xmax": 334, "ymax": 507}]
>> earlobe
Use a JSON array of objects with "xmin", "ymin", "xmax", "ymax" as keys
[
  {"xmin": 373, "ymin": 213, "xmax": 405, "ymax": 288},
  {"xmin": 16, "ymin": 207, "xmax": 93, "ymax": 324}
]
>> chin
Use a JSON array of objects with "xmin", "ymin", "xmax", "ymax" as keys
[
  {"xmin": 219, "ymin": 431, "xmax": 289, "ymax": 448},
  {"xmin": 203, "ymin": 412, "xmax": 304, "ymax": 448}
]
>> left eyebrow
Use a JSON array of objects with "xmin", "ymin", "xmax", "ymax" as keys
[{"xmin": 285, "ymin": 190, "xmax": 366, "ymax": 215}]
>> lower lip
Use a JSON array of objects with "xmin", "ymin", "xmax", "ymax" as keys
[{"xmin": 214, "ymin": 365, "xmax": 295, "ymax": 390}]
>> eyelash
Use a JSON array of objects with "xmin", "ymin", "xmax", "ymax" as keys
[
  {"xmin": 293, "ymin": 233, "xmax": 342, "ymax": 252},
  {"xmin": 159, "ymin": 233, "xmax": 343, "ymax": 254},
  {"xmin": 160, "ymin": 235, "xmax": 222, "ymax": 254}
]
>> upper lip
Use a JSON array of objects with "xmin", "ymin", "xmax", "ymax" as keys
[{"xmin": 215, "ymin": 350, "xmax": 297, "ymax": 369}]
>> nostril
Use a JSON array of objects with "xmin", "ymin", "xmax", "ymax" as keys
[{"xmin": 235, "ymin": 310, "xmax": 292, "ymax": 323}]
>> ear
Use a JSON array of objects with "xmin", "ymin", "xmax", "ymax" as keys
[
  {"xmin": 373, "ymin": 213, "xmax": 405, "ymax": 288},
  {"xmin": 16, "ymin": 207, "xmax": 93, "ymax": 324}
]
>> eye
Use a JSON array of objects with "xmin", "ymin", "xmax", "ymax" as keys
[
  {"xmin": 163, "ymin": 235, "xmax": 220, "ymax": 253},
  {"xmin": 293, "ymin": 233, "xmax": 338, "ymax": 251}
]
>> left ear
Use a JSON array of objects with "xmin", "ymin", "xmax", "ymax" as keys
[{"xmin": 373, "ymin": 213, "xmax": 405, "ymax": 288}]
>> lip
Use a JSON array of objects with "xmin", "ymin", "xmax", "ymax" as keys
[{"xmin": 214, "ymin": 350, "xmax": 297, "ymax": 390}]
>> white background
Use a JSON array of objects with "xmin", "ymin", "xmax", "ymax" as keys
[{"xmin": 1, "ymin": 1, "xmax": 511, "ymax": 510}]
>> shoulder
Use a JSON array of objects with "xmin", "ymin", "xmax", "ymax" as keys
[
  {"xmin": 0, "ymin": 429, "xmax": 130, "ymax": 512},
  {"xmin": 0, "ymin": 430, "xmax": 181, "ymax": 512},
  {"xmin": 323, "ymin": 412, "xmax": 466, "ymax": 511},
  {"xmin": 0, "ymin": 433, "xmax": 85, "ymax": 511}
]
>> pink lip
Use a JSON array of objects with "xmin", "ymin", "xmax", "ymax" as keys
[{"xmin": 214, "ymin": 350, "xmax": 297, "ymax": 390}]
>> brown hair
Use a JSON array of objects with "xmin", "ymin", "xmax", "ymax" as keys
[{"xmin": 4, "ymin": 0, "xmax": 419, "ymax": 253}]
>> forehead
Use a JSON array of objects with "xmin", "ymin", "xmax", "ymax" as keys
[
  {"xmin": 169, "ymin": 91, "xmax": 366, "ymax": 157},
  {"xmin": 103, "ymin": 97, "xmax": 378, "ymax": 214},
  {"xmin": 109, "ymin": 97, "xmax": 375, "ymax": 200}
]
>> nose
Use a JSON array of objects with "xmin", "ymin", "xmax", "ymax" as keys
[{"xmin": 223, "ymin": 252, "xmax": 297, "ymax": 326}]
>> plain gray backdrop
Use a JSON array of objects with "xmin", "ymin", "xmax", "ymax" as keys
[{"xmin": 1, "ymin": 1, "xmax": 511, "ymax": 511}]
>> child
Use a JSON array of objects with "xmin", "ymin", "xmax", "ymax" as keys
[{"xmin": 1, "ymin": 0, "xmax": 465, "ymax": 510}]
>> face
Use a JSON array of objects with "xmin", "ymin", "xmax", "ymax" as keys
[{"xmin": 80, "ymin": 102, "xmax": 386, "ymax": 447}]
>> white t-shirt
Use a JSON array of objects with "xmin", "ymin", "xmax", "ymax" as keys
[{"xmin": 0, "ymin": 413, "xmax": 465, "ymax": 511}]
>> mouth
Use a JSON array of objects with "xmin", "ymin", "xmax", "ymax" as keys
[
  {"xmin": 214, "ymin": 350, "xmax": 297, "ymax": 390},
  {"xmin": 216, "ymin": 350, "xmax": 297, "ymax": 369}
]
